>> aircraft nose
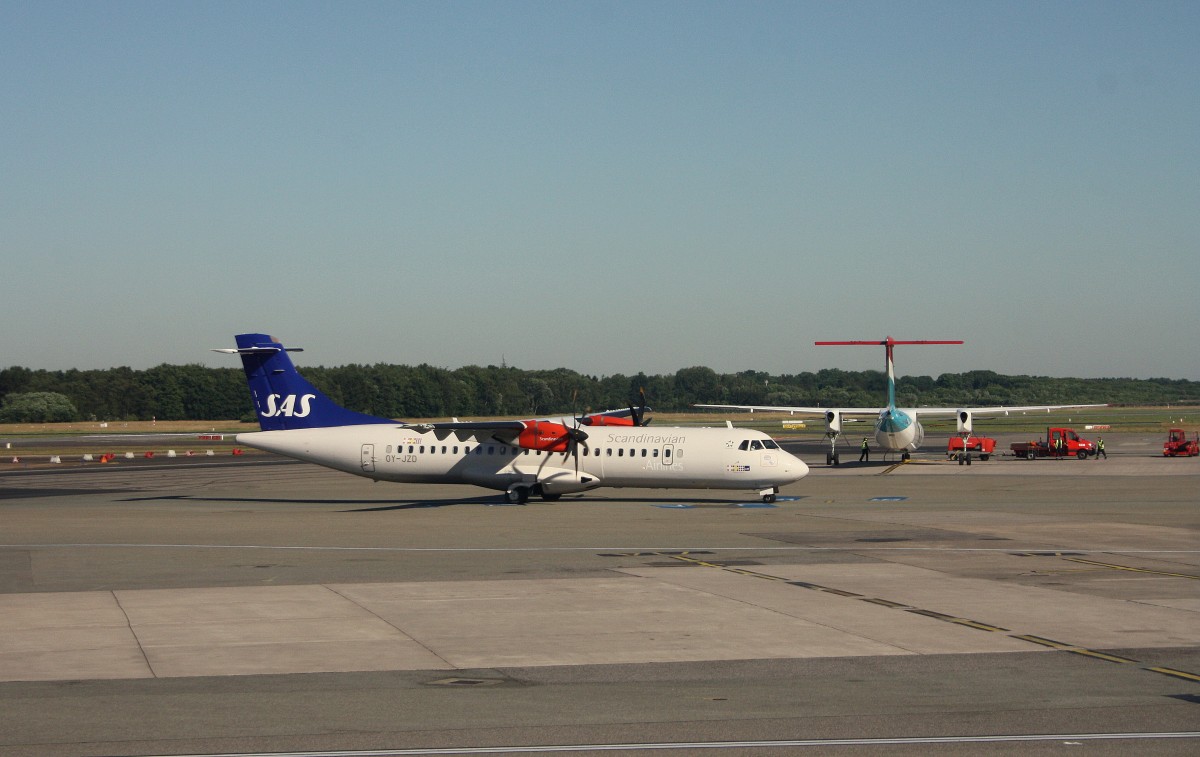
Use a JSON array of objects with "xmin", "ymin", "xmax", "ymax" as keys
[{"xmin": 785, "ymin": 451, "xmax": 809, "ymax": 480}]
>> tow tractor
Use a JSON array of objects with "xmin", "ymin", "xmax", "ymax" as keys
[
  {"xmin": 1011, "ymin": 427, "xmax": 1096, "ymax": 460},
  {"xmin": 946, "ymin": 436, "xmax": 995, "ymax": 464},
  {"xmin": 1163, "ymin": 428, "xmax": 1199, "ymax": 457}
]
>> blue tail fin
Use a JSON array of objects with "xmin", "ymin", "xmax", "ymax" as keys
[{"xmin": 218, "ymin": 333, "xmax": 395, "ymax": 430}]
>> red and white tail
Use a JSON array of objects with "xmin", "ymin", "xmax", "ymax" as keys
[{"xmin": 816, "ymin": 337, "xmax": 963, "ymax": 410}]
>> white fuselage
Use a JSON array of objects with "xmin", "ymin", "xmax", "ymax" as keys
[
  {"xmin": 237, "ymin": 425, "xmax": 808, "ymax": 496},
  {"xmin": 873, "ymin": 409, "xmax": 925, "ymax": 453}
]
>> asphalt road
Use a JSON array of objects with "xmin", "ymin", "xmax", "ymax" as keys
[{"xmin": 1, "ymin": 436, "xmax": 1198, "ymax": 756}]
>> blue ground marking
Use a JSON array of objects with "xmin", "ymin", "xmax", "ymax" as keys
[
  {"xmin": 869, "ymin": 496, "xmax": 908, "ymax": 501},
  {"xmin": 736, "ymin": 502, "xmax": 778, "ymax": 508},
  {"xmin": 653, "ymin": 504, "xmax": 696, "ymax": 509}
]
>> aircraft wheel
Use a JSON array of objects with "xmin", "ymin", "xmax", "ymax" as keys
[
  {"xmin": 902, "ymin": 452, "xmax": 910, "ymax": 461},
  {"xmin": 833, "ymin": 452, "xmax": 840, "ymax": 466},
  {"xmin": 506, "ymin": 486, "xmax": 530, "ymax": 504},
  {"xmin": 966, "ymin": 455, "xmax": 972, "ymax": 466},
  {"xmin": 826, "ymin": 453, "xmax": 833, "ymax": 466},
  {"xmin": 762, "ymin": 493, "xmax": 777, "ymax": 504},
  {"xmin": 957, "ymin": 454, "xmax": 964, "ymax": 465}
]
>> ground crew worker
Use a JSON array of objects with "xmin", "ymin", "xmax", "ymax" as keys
[
  {"xmin": 1055, "ymin": 436, "xmax": 1064, "ymax": 458},
  {"xmin": 1096, "ymin": 437, "xmax": 1106, "ymax": 460},
  {"xmin": 859, "ymin": 437, "xmax": 870, "ymax": 462}
]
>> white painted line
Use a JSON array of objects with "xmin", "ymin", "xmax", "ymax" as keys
[{"xmin": 147, "ymin": 731, "xmax": 1200, "ymax": 755}]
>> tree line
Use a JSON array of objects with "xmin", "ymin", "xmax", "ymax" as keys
[{"xmin": 0, "ymin": 362, "xmax": 1197, "ymax": 423}]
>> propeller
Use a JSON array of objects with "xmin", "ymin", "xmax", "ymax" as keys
[
  {"xmin": 630, "ymin": 387, "xmax": 652, "ymax": 426},
  {"xmin": 568, "ymin": 390, "xmax": 588, "ymax": 473}
]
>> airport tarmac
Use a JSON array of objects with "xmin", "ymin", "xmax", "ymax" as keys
[{"xmin": 0, "ymin": 439, "xmax": 1198, "ymax": 756}]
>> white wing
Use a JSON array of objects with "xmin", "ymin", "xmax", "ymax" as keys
[{"xmin": 694, "ymin": 404, "xmax": 882, "ymax": 418}]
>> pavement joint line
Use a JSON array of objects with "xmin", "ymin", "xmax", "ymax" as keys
[{"xmin": 6, "ymin": 543, "xmax": 1200, "ymax": 553}]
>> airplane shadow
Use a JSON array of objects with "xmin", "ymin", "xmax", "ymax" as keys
[
  {"xmin": 117, "ymin": 493, "xmax": 802, "ymax": 510},
  {"xmin": 116, "ymin": 494, "xmax": 495, "ymax": 510}
]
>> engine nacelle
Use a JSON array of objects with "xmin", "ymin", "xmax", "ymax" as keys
[
  {"xmin": 956, "ymin": 410, "xmax": 973, "ymax": 434},
  {"xmin": 824, "ymin": 410, "xmax": 842, "ymax": 435},
  {"xmin": 516, "ymin": 421, "xmax": 574, "ymax": 453},
  {"xmin": 580, "ymin": 415, "xmax": 634, "ymax": 427},
  {"xmin": 538, "ymin": 468, "xmax": 600, "ymax": 495}
]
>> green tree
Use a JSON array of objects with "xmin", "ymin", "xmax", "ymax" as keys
[{"xmin": 0, "ymin": 392, "xmax": 79, "ymax": 422}]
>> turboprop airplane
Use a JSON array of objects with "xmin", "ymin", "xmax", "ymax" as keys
[
  {"xmin": 698, "ymin": 337, "xmax": 1104, "ymax": 466},
  {"xmin": 216, "ymin": 333, "xmax": 808, "ymax": 503}
]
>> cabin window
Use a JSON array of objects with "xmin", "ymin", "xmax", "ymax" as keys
[
  {"xmin": 641, "ymin": 449, "xmax": 647, "ymax": 457},
  {"xmin": 386, "ymin": 445, "xmax": 392, "ymax": 454},
  {"xmin": 664, "ymin": 448, "xmax": 672, "ymax": 458},
  {"xmin": 618, "ymin": 449, "xmax": 624, "ymax": 457},
  {"xmin": 606, "ymin": 448, "xmax": 612, "ymax": 456},
  {"xmin": 453, "ymin": 446, "xmax": 459, "ymax": 454},
  {"xmin": 652, "ymin": 448, "xmax": 659, "ymax": 457},
  {"xmin": 408, "ymin": 446, "xmax": 414, "ymax": 454},
  {"xmin": 677, "ymin": 448, "xmax": 684, "ymax": 459},
  {"xmin": 476, "ymin": 446, "xmax": 484, "ymax": 455}
]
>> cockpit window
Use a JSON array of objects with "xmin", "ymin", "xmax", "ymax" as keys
[
  {"xmin": 738, "ymin": 440, "xmax": 750, "ymax": 451},
  {"xmin": 750, "ymin": 440, "xmax": 763, "ymax": 450},
  {"xmin": 763, "ymin": 439, "xmax": 780, "ymax": 449}
]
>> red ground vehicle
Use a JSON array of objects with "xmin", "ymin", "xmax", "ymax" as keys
[
  {"xmin": 1011, "ymin": 427, "xmax": 1096, "ymax": 460},
  {"xmin": 1163, "ymin": 429, "xmax": 1199, "ymax": 457},
  {"xmin": 947, "ymin": 436, "xmax": 996, "ymax": 463}
]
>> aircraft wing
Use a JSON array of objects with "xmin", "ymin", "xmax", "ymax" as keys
[
  {"xmin": 694, "ymin": 404, "xmax": 882, "ymax": 417},
  {"xmin": 908, "ymin": 403, "xmax": 1107, "ymax": 418},
  {"xmin": 401, "ymin": 418, "xmax": 594, "ymax": 446},
  {"xmin": 401, "ymin": 420, "xmax": 527, "ymax": 442}
]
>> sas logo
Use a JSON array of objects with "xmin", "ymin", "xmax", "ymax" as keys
[{"xmin": 261, "ymin": 393, "xmax": 316, "ymax": 418}]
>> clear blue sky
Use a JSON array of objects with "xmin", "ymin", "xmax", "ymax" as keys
[{"xmin": 3, "ymin": 1, "xmax": 1197, "ymax": 380}]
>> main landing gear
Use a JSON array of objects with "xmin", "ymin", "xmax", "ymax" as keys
[
  {"xmin": 504, "ymin": 484, "xmax": 563, "ymax": 504},
  {"xmin": 825, "ymin": 433, "xmax": 841, "ymax": 466}
]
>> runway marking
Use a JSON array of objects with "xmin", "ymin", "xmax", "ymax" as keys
[
  {"xmin": 1060, "ymin": 557, "xmax": 1200, "ymax": 580},
  {"xmin": 1070, "ymin": 649, "xmax": 1140, "ymax": 665},
  {"xmin": 647, "ymin": 554, "xmax": 1200, "ymax": 686},
  {"xmin": 148, "ymin": 731, "xmax": 1200, "ymax": 755},
  {"xmin": 1148, "ymin": 667, "xmax": 1200, "ymax": 683},
  {"xmin": 1011, "ymin": 634, "xmax": 1074, "ymax": 650}
]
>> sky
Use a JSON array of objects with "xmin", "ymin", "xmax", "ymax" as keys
[{"xmin": 2, "ymin": 1, "xmax": 1197, "ymax": 380}]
